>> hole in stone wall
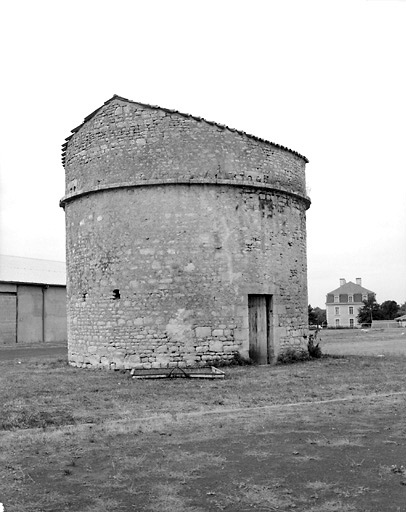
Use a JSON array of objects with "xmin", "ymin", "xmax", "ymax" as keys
[
  {"xmin": 68, "ymin": 178, "xmax": 78, "ymax": 193},
  {"xmin": 82, "ymin": 292, "xmax": 88, "ymax": 302},
  {"xmin": 112, "ymin": 289, "xmax": 120, "ymax": 300}
]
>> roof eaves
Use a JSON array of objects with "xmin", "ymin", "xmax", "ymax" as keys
[
  {"xmin": 0, "ymin": 279, "xmax": 65, "ymax": 288},
  {"xmin": 61, "ymin": 94, "xmax": 309, "ymax": 167}
]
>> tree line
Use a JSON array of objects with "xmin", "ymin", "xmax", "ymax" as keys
[{"xmin": 357, "ymin": 297, "xmax": 406, "ymax": 325}]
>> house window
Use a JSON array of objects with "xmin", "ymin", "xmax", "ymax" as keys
[
  {"xmin": 348, "ymin": 295, "xmax": 353, "ymax": 302},
  {"xmin": 349, "ymin": 306, "xmax": 354, "ymax": 315},
  {"xmin": 334, "ymin": 295, "xmax": 339, "ymax": 303},
  {"xmin": 362, "ymin": 294, "xmax": 367, "ymax": 301},
  {"xmin": 350, "ymin": 319, "xmax": 354, "ymax": 328},
  {"xmin": 335, "ymin": 307, "xmax": 340, "ymax": 315},
  {"xmin": 335, "ymin": 319, "xmax": 340, "ymax": 327}
]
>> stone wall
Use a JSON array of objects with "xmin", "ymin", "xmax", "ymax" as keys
[
  {"xmin": 61, "ymin": 96, "xmax": 310, "ymax": 369},
  {"xmin": 62, "ymin": 96, "xmax": 308, "ymax": 202}
]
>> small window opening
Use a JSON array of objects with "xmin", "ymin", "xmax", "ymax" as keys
[
  {"xmin": 112, "ymin": 289, "xmax": 120, "ymax": 300},
  {"xmin": 82, "ymin": 292, "xmax": 88, "ymax": 302}
]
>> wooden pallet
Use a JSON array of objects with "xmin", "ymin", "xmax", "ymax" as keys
[{"xmin": 131, "ymin": 366, "xmax": 225, "ymax": 379}]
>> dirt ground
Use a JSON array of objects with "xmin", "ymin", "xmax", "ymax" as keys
[
  {"xmin": 1, "ymin": 330, "xmax": 406, "ymax": 511},
  {"xmin": 0, "ymin": 343, "xmax": 67, "ymax": 361},
  {"xmin": 130, "ymin": 393, "xmax": 406, "ymax": 512},
  {"xmin": 3, "ymin": 389, "xmax": 406, "ymax": 511}
]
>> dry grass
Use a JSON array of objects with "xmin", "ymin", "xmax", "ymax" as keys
[
  {"xmin": 320, "ymin": 328, "xmax": 406, "ymax": 356},
  {"xmin": 1, "ymin": 332, "xmax": 406, "ymax": 511},
  {"xmin": 1, "ymin": 351, "xmax": 406, "ymax": 432}
]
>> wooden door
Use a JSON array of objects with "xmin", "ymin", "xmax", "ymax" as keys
[{"xmin": 249, "ymin": 295, "xmax": 273, "ymax": 364}]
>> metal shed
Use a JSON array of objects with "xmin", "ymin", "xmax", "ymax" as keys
[{"xmin": 0, "ymin": 255, "xmax": 67, "ymax": 344}]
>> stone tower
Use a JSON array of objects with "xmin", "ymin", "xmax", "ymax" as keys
[{"xmin": 60, "ymin": 95, "xmax": 311, "ymax": 370}]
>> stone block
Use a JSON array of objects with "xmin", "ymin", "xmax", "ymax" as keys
[
  {"xmin": 234, "ymin": 328, "xmax": 248, "ymax": 342},
  {"xmin": 209, "ymin": 340, "xmax": 223, "ymax": 352},
  {"xmin": 100, "ymin": 356, "xmax": 110, "ymax": 368},
  {"xmin": 86, "ymin": 355, "xmax": 100, "ymax": 366},
  {"xmin": 126, "ymin": 355, "xmax": 140, "ymax": 365},
  {"xmin": 195, "ymin": 326, "xmax": 211, "ymax": 338},
  {"xmin": 212, "ymin": 329, "xmax": 224, "ymax": 337}
]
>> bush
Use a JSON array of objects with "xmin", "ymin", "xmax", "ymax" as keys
[
  {"xmin": 277, "ymin": 347, "xmax": 310, "ymax": 365},
  {"xmin": 277, "ymin": 331, "xmax": 322, "ymax": 365},
  {"xmin": 231, "ymin": 352, "xmax": 253, "ymax": 366},
  {"xmin": 307, "ymin": 333, "xmax": 322, "ymax": 359}
]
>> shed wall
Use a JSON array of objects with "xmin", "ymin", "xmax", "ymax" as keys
[
  {"xmin": 0, "ymin": 284, "xmax": 67, "ymax": 344},
  {"xmin": 44, "ymin": 287, "xmax": 68, "ymax": 342},
  {"xmin": 17, "ymin": 285, "xmax": 43, "ymax": 343},
  {"xmin": 0, "ymin": 293, "xmax": 17, "ymax": 344}
]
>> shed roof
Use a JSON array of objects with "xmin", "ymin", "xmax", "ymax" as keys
[
  {"xmin": 61, "ymin": 94, "xmax": 309, "ymax": 167},
  {"xmin": 0, "ymin": 255, "xmax": 66, "ymax": 286}
]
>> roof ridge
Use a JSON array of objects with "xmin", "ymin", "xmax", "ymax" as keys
[
  {"xmin": 326, "ymin": 281, "xmax": 374, "ymax": 295},
  {"xmin": 61, "ymin": 95, "xmax": 309, "ymax": 166}
]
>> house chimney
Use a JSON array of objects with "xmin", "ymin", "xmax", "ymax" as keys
[
  {"xmin": 339, "ymin": 278, "xmax": 346, "ymax": 287},
  {"xmin": 356, "ymin": 278, "xmax": 362, "ymax": 286}
]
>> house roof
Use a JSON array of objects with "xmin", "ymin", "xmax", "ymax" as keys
[
  {"xmin": 327, "ymin": 281, "xmax": 374, "ymax": 296},
  {"xmin": 0, "ymin": 255, "xmax": 66, "ymax": 286},
  {"xmin": 396, "ymin": 314, "xmax": 406, "ymax": 321},
  {"xmin": 61, "ymin": 94, "xmax": 309, "ymax": 167}
]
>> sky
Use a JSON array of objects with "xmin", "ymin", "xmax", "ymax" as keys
[{"xmin": 0, "ymin": 0, "xmax": 405, "ymax": 308}]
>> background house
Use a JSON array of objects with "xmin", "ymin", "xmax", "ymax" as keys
[
  {"xmin": 326, "ymin": 278, "xmax": 374, "ymax": 328},
  {"xmin": 0, "ymin": 255, "xmax": 67, "ymax": 344}
]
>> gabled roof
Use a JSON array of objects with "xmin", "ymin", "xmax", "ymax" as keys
[
  {"xmin": 0, "ymin": 255, "xmax": 66, "ymax": 286},
  {"xmin": 327, "ymin": 281, "xmax": 374, "ymax": 296},
  {"xmin": 61, "ymin": 94, "xmax": 309, "ymax": 167}
]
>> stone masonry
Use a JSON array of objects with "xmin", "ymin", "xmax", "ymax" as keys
[{"xmin": 60, "ymin": 95, "xmax": 311, "ymax": 370}]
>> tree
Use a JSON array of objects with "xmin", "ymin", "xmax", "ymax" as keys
[
  {"xmin": 308, "ymin": 305, "xmax": 326, "ymax": 326},
  {"xmin": 380, "ymin": 300, "xmax": 399, "ymax": 320},
  {"xmin": 357, "ymin": 295, "xmax": 383, "ymax": 325},
  {"xmin": 398, "ymin": 301, "xmax": 406, "ymax": 317},
  {"xmin": 313, "ymin": 307, "xmax": 327, "ymax": 326},
  {"xmin": 308, "ymin": 305, "xmax": 318, "ymax": 325}
]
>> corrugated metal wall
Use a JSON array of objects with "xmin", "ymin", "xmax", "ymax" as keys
[
  {"xmin": 0, "ymin": 293, "xmax": 17, "ymax": 344},
  {"xmin": 17, "ymin": 285, "xmax": 44, "ymax": 343},
  {"xmin": 0, "ymin": 283, "xmax": 67, "ymax": 344},
  {"xmin": 44, "ymin": 287, "xmax": 68, "ymax": 342}
]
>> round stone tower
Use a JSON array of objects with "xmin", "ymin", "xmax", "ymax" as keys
[{"xmin": 60, "ymin": 95, "xmax": 311, "ymax": 370}]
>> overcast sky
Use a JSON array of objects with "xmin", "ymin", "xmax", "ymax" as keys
[{"xmin": 0, "ymin": 0, "xmax": 405, "ymax": 308}]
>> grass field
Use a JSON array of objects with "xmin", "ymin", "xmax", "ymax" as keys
[
  {"xmin": 319, "ymin": 328, "xmax": 406, "ymax": 356},
  {"xmin": 1, "ymin": 330, "xmax": 406, "ymax": 511}
]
